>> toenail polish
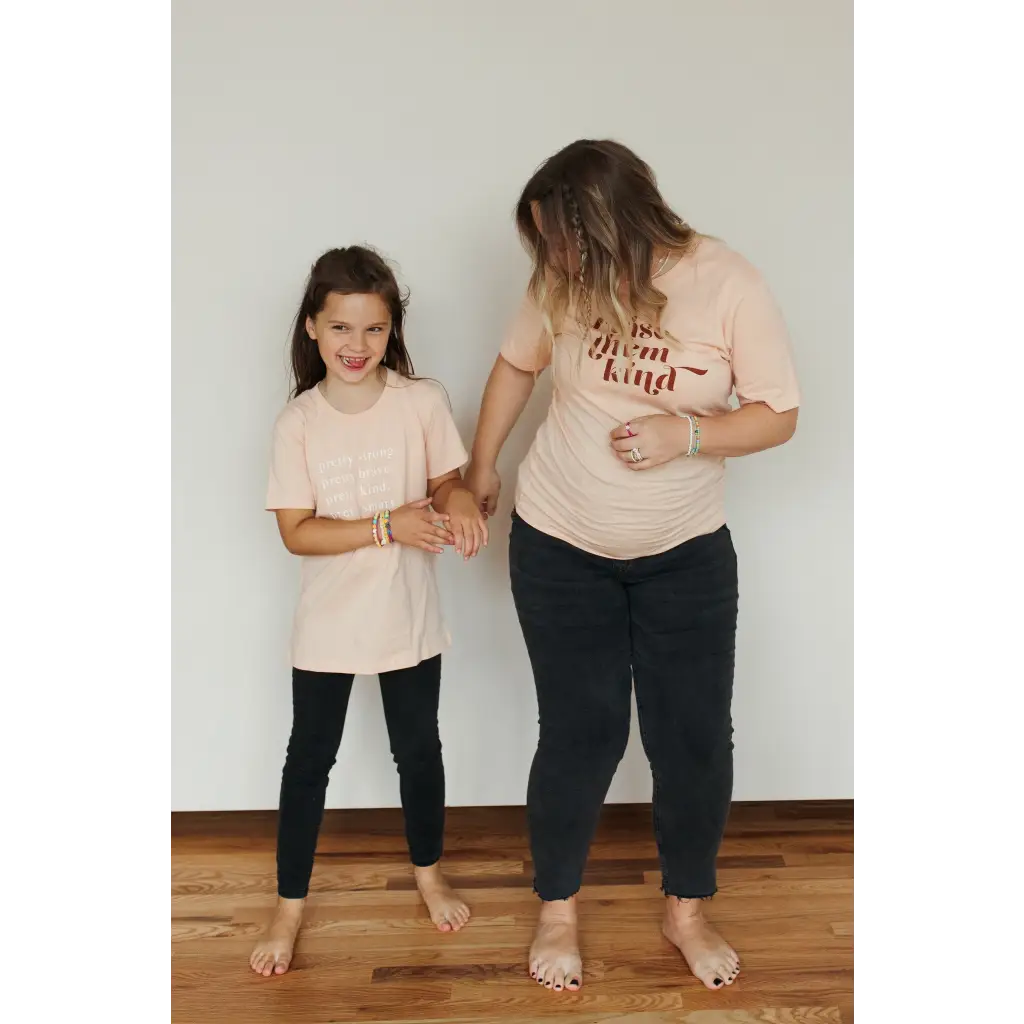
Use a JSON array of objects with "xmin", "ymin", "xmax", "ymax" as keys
[{"xmin": 713, "ymin": 978, "xmax": 723, "ymax": 987}]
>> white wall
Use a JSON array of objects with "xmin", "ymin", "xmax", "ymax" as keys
[{"xmin": 172, "ymin": 0, "xmax": 851, "ymax": 810}]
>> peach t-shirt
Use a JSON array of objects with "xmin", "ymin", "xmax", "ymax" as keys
[
  {"xmin": 500, "ymin": 237, "xmax": 800, "ymax": 559},
  {"xmin": 265, "ymin": 371, "xmax": 468, "ymax": 674}
]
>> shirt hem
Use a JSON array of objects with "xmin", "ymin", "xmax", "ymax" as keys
[
  {"xmin": 514, "ymin": 502, "xmax": 727, "ymax": 561},
  {"xmin": 291, "ymin": 636, "xmax": 451, "ymax": 676}
]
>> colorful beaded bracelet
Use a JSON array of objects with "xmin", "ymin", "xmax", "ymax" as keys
[{"xmin": 372, "ymin": 510, "xmax": 394, "ymax": 548}]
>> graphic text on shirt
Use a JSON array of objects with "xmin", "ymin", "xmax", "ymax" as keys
[
  {"xmin": 318, "ymin": 446, "xmax": 396, "ymax": 517},
  {"xmin": 587, "ymin": 318, "xmax": 707, "ymax": 397}
]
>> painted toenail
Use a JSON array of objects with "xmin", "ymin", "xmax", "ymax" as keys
[{"xmin": 713, "ymin": 978, "xmax": 723, "ymax": 986}]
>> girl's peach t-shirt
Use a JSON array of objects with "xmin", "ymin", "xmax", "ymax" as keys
[
  {"xmin": 266, "ymin": 372, "xmax": 467, "ymax": 674},
  {"xmin": 500, "ymin": 237, "xmax": 801, "ymax": 559}
]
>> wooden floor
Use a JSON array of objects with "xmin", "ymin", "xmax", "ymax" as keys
[{"xmin": 172, "ymin": 801, "xmax": 853, "ymax": 1024}]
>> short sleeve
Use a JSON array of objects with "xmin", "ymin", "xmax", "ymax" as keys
[
  {"xmin": 422, "ymin": 384, "xmax": 469, "ymax": 481},
  {"xmin": 499, "ymin": 293, "xmax": 552, "ymax": 373},
  {"xmin": 727, "ymin": 273, "xmax": 801, "ymax": 413},
  {"xmin": 265, "ymin": 404, "xmax": 316, "ymax": 510}
]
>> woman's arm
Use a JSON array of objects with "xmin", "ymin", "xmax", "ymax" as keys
[
  {"xmin": 684, "ymin": 403, "xmax": 797, "ymax": 457},
  {"xmin": 609, "ymin": 403, "xmax": 798, "ymax": 468},
  {"xmin": 464, "ymin": 355, "xmax": 537, "ymax": 514}
]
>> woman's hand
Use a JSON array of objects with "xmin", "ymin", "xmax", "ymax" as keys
[
  {"xmin": 445, "ymin": 487, "xmax": 489, "ymax": 560},
  {"xmin": 464, "ymin": 461, "xmax": 502, "ymax": 517},
  {"xmin": 389, "ymin": 498, "xmax": 453, "ymax": 554},
  {"xmin": 609, "ymin": 415, "xmax": 689, "ymax": 470}
]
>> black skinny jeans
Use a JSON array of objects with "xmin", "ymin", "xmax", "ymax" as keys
[
  {"xmin": 510, "ymin": 512, "xmax": 738, "ymax": 901},
  {"xmin": 276, "ymin": 655, "xmax": 445, "ymax": 899}
]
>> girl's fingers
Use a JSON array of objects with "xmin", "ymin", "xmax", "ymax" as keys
[{"xmin": 409, "ymin": 497, "xmax": 433, "ymax": 508}]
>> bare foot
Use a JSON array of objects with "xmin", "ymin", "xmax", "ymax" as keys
[
  {"xmin": 249, "ymin": 897, "xmax": 304, "ymax": 977},
  {"xmin": 529, "ymin": 897, "xmax": 583, "ymax": 992},
  {"xmin": 662, "ymin": 896, "xmax": 740, "ymax": 990},
  {"xmin": 414, "ymin": 863, "xmax": 471, "ymax": 933}
]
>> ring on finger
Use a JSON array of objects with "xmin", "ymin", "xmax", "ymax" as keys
[{"xmin": 629, "ymin": 446, "xmax": 644, "ymax": 463}]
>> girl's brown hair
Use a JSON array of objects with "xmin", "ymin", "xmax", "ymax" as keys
[
  {"xmin": 289, "ymin": 246, "xmax": 414, "ymax": 397},
  {"xmin": 515, "ymin": 139, "xmax": 697, "ymax": 345}
]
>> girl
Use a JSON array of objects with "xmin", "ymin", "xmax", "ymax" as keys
[
  {"xmin": 465, "ymin": 140, "xmax": 800, "ymax": 993},
  {"xmin": 249, "ymin": 246, "xmax": 488, "ymax": 978}
]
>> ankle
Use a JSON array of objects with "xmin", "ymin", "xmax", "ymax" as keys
[
  {"xmin": 413, "ymin": 862, "xmax": 443, "ymax": 883},
  {"xmin": 275, "ymin": 896, "xmax": 305, "ymax": 919},
  {"xmin": 665, "ymin": 896, "xmax": 708, "ymax": 922},
  {"xmin": 539, "ymin": 896, "xmax": 578, "ymax": 923}
]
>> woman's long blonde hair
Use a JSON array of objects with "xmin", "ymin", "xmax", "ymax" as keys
[{"xmin": 515, "ymin": 139, "xmax": 697, "ymax": 346}]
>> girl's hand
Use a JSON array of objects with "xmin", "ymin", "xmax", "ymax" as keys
[
  {"xmin": 609, "ymin": 415, "xmax": 689, "ymax": 470},
  {"xmin": 464, "ymin": 461, "xmax": 501, "ymax": 517},
  {"xmin": 445, "ymin": 487, "xmax": 489, "ymax": 560},
  {"xmin": 389, "ymin": 498, "xmax": 453, "ymax": 554}
]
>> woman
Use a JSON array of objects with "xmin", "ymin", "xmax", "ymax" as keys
[{"xmin": 465, "ymin": 139, "xmax": 800, "ymax": 994}]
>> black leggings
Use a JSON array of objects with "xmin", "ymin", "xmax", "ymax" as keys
[
  {"xmin": 276, "ymin": 655, "xmax": 445, "ymax": 899},
  {"xmin": 510, "ymin": 513, "xmax": 738, "ymax": 901}
]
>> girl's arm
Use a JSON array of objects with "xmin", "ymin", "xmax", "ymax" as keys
[
  {"xmin": 275, "ymin": 500, "xmax": 453, "ymax": 556},
  {"xmin": 430, "ymin": 470, "xmax": 489, "ymax": 559},
  {"xmin": 609, "ymin": 403, "xmax": 798, "ymax": 468},
  {"xmin": 464, "ymin": 355, "xmax": 537, "ymax": 515},
  {"xmin": 275, "ymin": 509, "xmax": 374, "ymax": 555},
  {"xmin": 429, "ymin": 470, "xmax": 470, "ymax": 512}
]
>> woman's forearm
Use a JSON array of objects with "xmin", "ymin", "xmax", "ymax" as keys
[
  {"xmin": 680, "ymin": 403, "xmax": 798, "ymax": 458},
  {"xmin": 470, "ymin": 355, "xmax": 537, "ymax": 465}
]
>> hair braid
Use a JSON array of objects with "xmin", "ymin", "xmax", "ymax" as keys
[{"xmin": 562, "ymin": 184, "xmax": 592, "ymax": 338}]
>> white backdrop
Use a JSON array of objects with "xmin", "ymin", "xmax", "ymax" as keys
[{"xmin": 172, "ymin": 0, "xmax": 851, "ymax": 810}]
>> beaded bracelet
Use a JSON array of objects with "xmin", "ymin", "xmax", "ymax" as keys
[
  {"xmin": 683, "ymin": 414, "xmax": 702, "ymax": 457},
  {"xmin": 371, "ymin": 509, "xmax": 394, "ymax": 548}
]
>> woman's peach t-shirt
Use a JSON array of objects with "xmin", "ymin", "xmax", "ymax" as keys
[
  {"xmin": 500, "ymin": 237, "xmax": 800, "ymax": 559},
  {"xmin": 266, "ymin": 372, "xmax": 468, "ymax": 674}
]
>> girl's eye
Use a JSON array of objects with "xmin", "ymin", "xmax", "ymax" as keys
[
  {"xmin": 332, "ymin": 325, "xmax": 348, "ymax": 332},
  {"xmin": 369, "ymin": 327, "xmax": 383, "ymax": 334}
]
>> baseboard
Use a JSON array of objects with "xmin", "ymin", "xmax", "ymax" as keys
[{"xmin": 171, "ymin": 799, "xmax": 852, "ymax": 837}]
